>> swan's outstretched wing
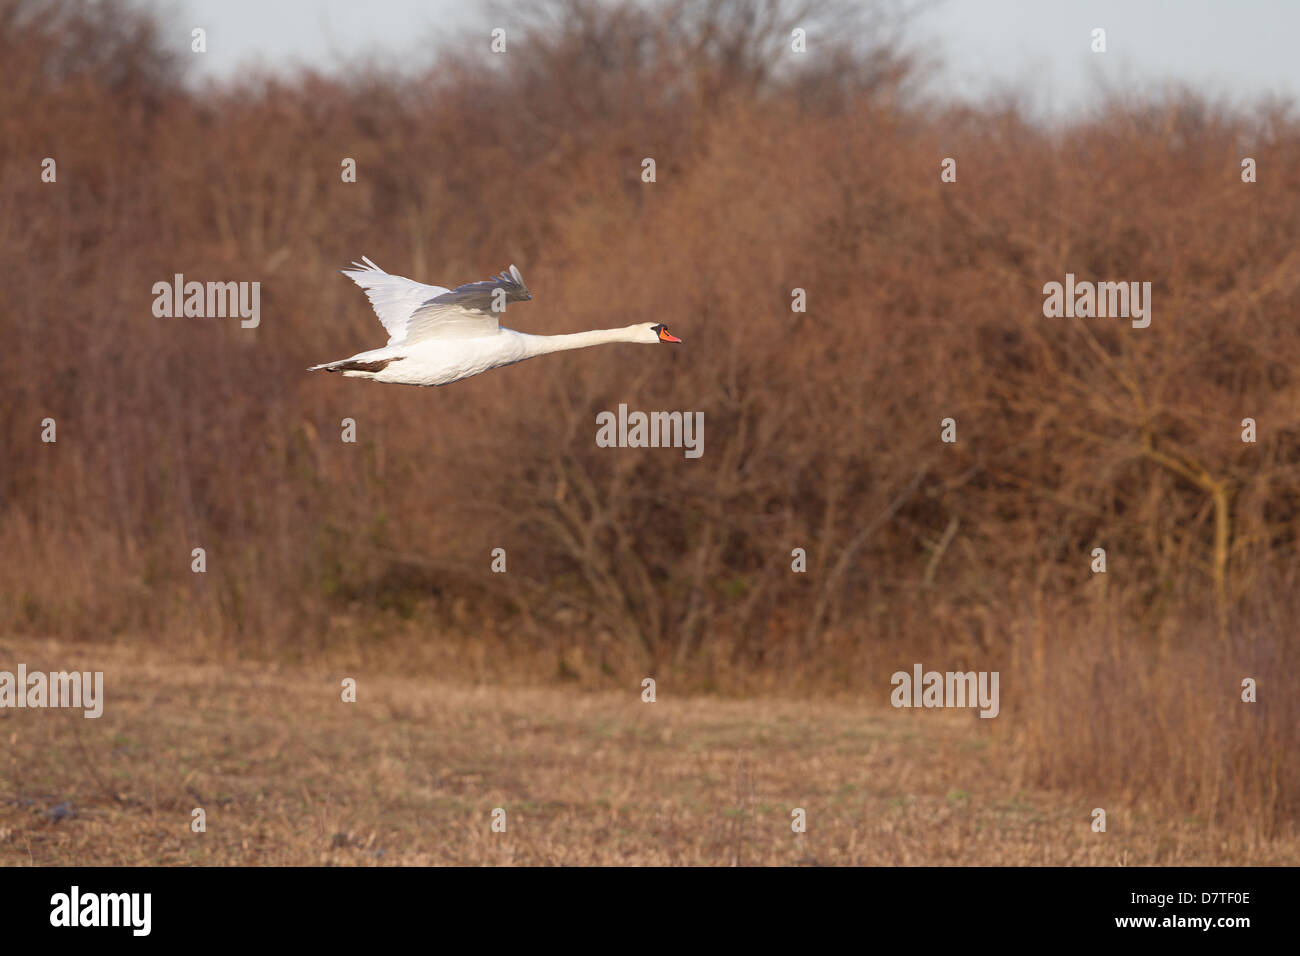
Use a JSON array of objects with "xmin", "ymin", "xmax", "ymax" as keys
[
  {"xmin": 402, "ymin": 265, "xmax": 531, "ymax": 343},
  {"xmin": 340, "ymin": 257, "xmax": 450, "ymax": 345},
  {"xmin": 341, "ymin": 260, "xmax": 531, "ymax": 344}
]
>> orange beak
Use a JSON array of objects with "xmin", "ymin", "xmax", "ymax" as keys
[{"xmin": 659, "ymin": 328, "xmax": 682, "ymax": 343}]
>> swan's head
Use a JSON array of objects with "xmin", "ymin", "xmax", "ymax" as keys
[{"xmin": 640, "ymin": 322, "xmax": 682, "ymax": 344}]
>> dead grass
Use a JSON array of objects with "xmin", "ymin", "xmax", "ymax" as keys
[{"xmin": 2, "ymin": 638, "xmax": 1294, "ymax": 866}]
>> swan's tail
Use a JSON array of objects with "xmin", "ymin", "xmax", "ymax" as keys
[{"xmin": 308, "ymin": 356, "xmax": 398, "ymax": 374}]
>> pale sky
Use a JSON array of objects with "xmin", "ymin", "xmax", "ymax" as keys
[{"xmin": 160, "ymin": 0, "xmax": 1300, "ymax": 114}]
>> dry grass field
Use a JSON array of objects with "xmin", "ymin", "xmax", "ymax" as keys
[{"xmin": 3, "ymin": 638, "xmax": 1294, "ymax": 866}]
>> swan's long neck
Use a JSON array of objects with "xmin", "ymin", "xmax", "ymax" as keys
[{"xmin": 517, "ymin": 326, "xmax": 645, "ymax": 357}]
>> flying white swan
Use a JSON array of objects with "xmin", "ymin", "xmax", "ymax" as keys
[{"xmin": 309, "ymin": 258, "xmax": 681, "ymax": 387}]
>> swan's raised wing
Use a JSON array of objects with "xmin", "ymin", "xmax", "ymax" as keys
[
  {"xmin": 340, "ymin": 257, "xmax": 450, "ymax": 345},
  {"xmin": 401, "ymin": 265, "xmax": 532, "ymax": 343}
]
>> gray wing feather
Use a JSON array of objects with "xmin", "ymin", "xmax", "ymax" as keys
[{"xmin": 402, "ymin": 265, "xmax": 532, "ymax": 343}]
